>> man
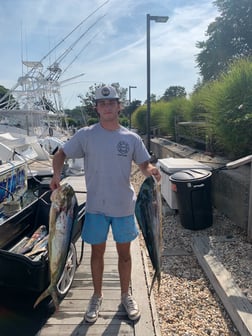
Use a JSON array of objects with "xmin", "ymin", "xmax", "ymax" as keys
[{"xmin": 50, "ymin": 85, "xmax": 161, "ymax": 323}]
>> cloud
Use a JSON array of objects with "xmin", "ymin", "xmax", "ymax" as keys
[{"xmin": 0, "ymin": 0, "xmax": 218, "ymax": 108}]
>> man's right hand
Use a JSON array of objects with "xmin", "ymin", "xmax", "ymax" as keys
[
  {"xmin": 50, "ymin": 175, "xmax": 61, "ymax": 190},
  {"xmin": 50, "ymin": 148, "xmax": 66, "ymax": 190}
]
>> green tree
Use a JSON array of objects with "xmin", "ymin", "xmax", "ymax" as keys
[
  {"xmin": 124, "ymin": 100, "xmax": 142, "ymax": 121},
  {"xmin": 161, "ymin": 86, "xmax": 186, "ymax": 101},
  {"xmin": 131, "ymin": 105, "xmax": 147, "ymax": 134},
  {"xmin": 196, "ymin": 0, "xmax": 252, "ymax": 81},
  {"xmin": 78, "ymin": 82, "xmax": 128, "ymax": 122},
  {"xmin": 78, "ymin": 83, "xmax": 101, "ymax": 119},
  {"xmin": 0, "ymin": 85, "xmax": 17, "ymax": 109},
  {"xmin": 210, "ymin": 58, "xmax": 252, "ymax": 158},
  {"xmin": 65, "ymin": 106, "xmax": 87, "ymax": 127},
  {"xmin": 143, "ymin": 94, "xmax": 157, "ymax": 104},
  {"xmin": 190, "ymin": 58, "xmax": 252, "ymax": 157}
]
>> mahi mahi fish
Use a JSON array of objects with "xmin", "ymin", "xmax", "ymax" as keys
[
  {"xmin": 24, "ymin": 235, "xmax": 48, "ymax": 258},
  {"xmin": 10, "ymin": 225, "xmax": 47, "ymax": 254},
  {"xmin": 135, "ymin": 176, "xmax": 162, "ymax": 292},
  {"xmin": 33, "ymin": 183, "xmax": 76, "ymax": 310}
]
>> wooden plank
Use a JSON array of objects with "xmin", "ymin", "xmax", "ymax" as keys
[
  {"xmin": 39, "ymin": 313, "xmax": 133, "ymax": 335},
  {"xmin": 75, "ymin": 241, "xmax": 117, "ymax": 250},
  {"xmin": 45, "ymin": 312, "xmax": 130, "ymax": 325},
  {"xmin": 140, "ymin": 247, "xmax": 162, "ymax": 336},
  {"xmin": 71, "ymin": 279, "xmax": 120, "ymax": 289},
  {"xmin": 39, "ymin": 325, "xmax": 132, "ymax": 336},
  {"xmin": 60, "ymin": 298, "xmax": 124, "ymax": 312},
  {"xmin": 192, "ymin": 236, "xmax": 252, "ymax": 336},
  {"xmin": 79, "ymin": 257, "xmax": 118, "ymax": 266},
  {"xmin": 65, "ymin": 289, "xmax": 121, "ymax": 300},
  {"xmin": 39, "ymin": 232, "xmax": 135, "ymax": 335},
  {"xmin": 77, "ymin": 264, "xmax": 119, "ymax": 273},
  {"xmin": 39, "ymin": 228, "xmax": 158, "ymax": 335},
  {"xmin": 76, "ymin": 245, "xmax": 118, "ymax": 253},
  {"xmin": 76, "ymin": 271, "xmax": 119, "ymax": 279},
  {"xmin": 131, "ymin": 237, "xmax": 159, "ymax": 336}
]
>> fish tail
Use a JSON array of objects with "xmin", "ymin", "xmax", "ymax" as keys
[
  {"xmin": 51, "ymin": 289, "xmax": 60, "ymax": 311},
  {"xmin": 149, "ymin": 270, "xmax": 161, "ymax": 293},
  {"xmin": 157, "ymin": 272, "xmax": 161, "ymax": 292},
  {"xmin": 150, "ymin": 270, "xmax": 157, "ymax": 293},
  {"xmin": 33, "ymin": 287, "xmax": 50, "ymax": 308},
  {"xmin": 33, "ymin": 285, "xmax": 59, "ymax": 310}
]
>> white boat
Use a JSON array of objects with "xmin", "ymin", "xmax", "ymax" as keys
[
  {"xmin": 0, "ymin": 17, "xmax": 91, "ymax": 188},
  {"xmin": 0, "ymin": 129, "xmax": 54, "ymax": 179},
  {"xmin": 0, "ymin": 131, "xmax": 49, "ymax": 161}
]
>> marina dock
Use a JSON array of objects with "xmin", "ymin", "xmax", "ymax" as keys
[
  {"xmin": 38, "ymin": 233, "xmax": 159, "ymax": 335},
  {"xmin": 0, "ymin": 175, "xmax": 160, "ymax": 336}
]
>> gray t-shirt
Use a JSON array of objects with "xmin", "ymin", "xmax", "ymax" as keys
[{"xmin": 63, "ymin": 123, "xmax": 150, "ymax": 217}]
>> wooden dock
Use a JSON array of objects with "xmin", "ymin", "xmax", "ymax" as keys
[
  {"xmin": 0, "ymin": 175, "xmax": 160, "ymax": 336},
  {"xmin": 38, "ymin": 232, "xmax": 160, "ymax": 335}
]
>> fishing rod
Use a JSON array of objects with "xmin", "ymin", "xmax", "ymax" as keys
[
  {"xmin": 0, "ymin": 0, "xmax": 110, "ymax": 104},
  {"xmin": 61, "ymin": 33, "xmax": 99, "ymax": 76},
  {"xmin": 41, "ymin": 0, "xmax": 109, "ymax": 65},
  {"xmin": 49, "ymin": 15, "xmax": 106, "ymax": 80}
]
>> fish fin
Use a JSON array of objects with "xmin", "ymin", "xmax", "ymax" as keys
[
  {"xmin": 157, "ymin": 272, "xmax": 161, "ymax": 292},
  {"xmin": 149, "ymin": 270, "xmax": 161, "ymax": 293},
  {"xmin": 149, "ymin": 270, "xmax": 157, "ymax": 293},
  {"xmin": 33, "ymin": 287, "xmax": 50, "ymax": 308},
  {"xmin": 51, "ymin": 290, "xmax": 59, "ymax": 311},
  {"xmin": 33, "ymin": 285, "xmax": 59, "ymax": 310}
]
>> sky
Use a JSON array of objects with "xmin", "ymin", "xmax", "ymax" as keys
[{"xmin": 0, "ymin": 0, "xmax": 219, "ymax": 109}]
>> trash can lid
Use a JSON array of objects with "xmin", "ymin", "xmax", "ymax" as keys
[
  {"xmin": 158, "ymin": 158, "xmax": 211, "ymax": 174},
  {"xmin": 169, "ymin": 169, "xmax": 212, "ymax": 182}
]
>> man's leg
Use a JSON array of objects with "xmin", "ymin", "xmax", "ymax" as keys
[
  {"xmin": 91, "ymin": 242, "xmax": 106, "ymax": 296},
  {"xmin": 117, "ymin": 242, "xmax": 140, "ymax": 320},
  {"xmin": 85, "ymin": 242, "xmax": 106, "ymax": 323},
  {"xmin": 116, "ymin": 242, "xmax": 131, "ymax": 295}
]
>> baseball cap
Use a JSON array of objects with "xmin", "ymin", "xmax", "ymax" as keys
[{"xmin": 95, "ymin": 86, "xmax": 119, "ymax": 101}]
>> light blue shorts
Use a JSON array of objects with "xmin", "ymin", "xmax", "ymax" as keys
[{"xmin": 82, "ymin": 212, "xmax": 139, "ymax": 244}]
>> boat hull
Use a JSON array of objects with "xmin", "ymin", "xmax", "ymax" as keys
[{"xmin": 0, "ymin": 187, "xmax": 85, "ymax": 293}]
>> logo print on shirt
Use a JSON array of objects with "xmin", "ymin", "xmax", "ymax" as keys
[{"xmin": 117, "ymin": 141, "xmax": 129, "ymax": 156}]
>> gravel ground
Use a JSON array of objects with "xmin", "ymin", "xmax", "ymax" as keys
[{"xmin": 131, "ymin": 166, "xmax": 252, "ymax": 336}]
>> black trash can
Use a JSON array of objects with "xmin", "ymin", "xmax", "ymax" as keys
[{"xmin": 169, "ymin": 169, "xmax": 212, "ymax": 230}]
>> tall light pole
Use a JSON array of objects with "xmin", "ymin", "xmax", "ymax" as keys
[
  {"xmin": 146, "ymin": 14, "xmax": 169, "ymax": 152},
  {"xmin": 129, "ymin": 85, "xmax": 137, "ymax": 129}
]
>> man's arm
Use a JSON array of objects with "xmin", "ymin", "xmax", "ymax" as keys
[
  {"xmin": 50, "ymin": 148, "xmax": 67, "ymax": 190},
  {"xmin": 138, "ymin": 161, "xmax": 161, "ymax": 182}
]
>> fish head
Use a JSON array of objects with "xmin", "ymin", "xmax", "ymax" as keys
[{"xmin": 50, "ymin": 183, "xmax": 75, "ymax": 210}]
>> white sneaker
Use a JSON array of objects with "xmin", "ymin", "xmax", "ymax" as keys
[
  {"xmin": 85, "ymin": 294, "xmax": 103, "ymax": 323},
  {"xmin": 121, "ymin": 293, "xmax": 140, "ymax": 320}
]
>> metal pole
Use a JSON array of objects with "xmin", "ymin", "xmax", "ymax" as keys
[
  {"xmin": 146, "ymin": 14, "xmax": 151, "ymax": 152},
  {"xmin": 129, "ymin": 86, "xmax": 132, "ymax": 129},
  {"xmin": 129, "ymin": 85, "xmax": 137, "ymax": 130},
  {"xmin": 146, "ymin": 14, "xmax": 168, "ymax": 152}
]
